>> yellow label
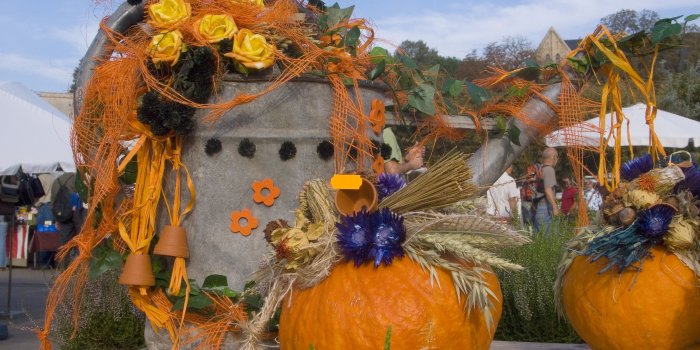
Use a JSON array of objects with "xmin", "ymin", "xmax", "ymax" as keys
[{"xmin": 330, "ymin": 174, "xmax": 362, "ymax": 190}]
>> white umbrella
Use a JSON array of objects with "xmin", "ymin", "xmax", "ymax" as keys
[
  {"xmin": 546, "ymin": 103, "xmax": 700, "ymax": 148},
  {"xmin": 0, "ymin": 81, "xmax": 75, "ymax": 175}
]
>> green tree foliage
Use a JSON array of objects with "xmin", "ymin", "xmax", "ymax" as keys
[
  {"xmin": 395, "ymin": 40, "xmax": 460, "ymax": 75},
  {"xmin": 657, "ymin": 61, "xmax": 700, "ymax": 120},
  {"xmin": 601, "ymin": 9, "xmax": 659, "ymax": 35}
]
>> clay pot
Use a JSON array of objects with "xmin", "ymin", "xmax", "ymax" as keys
[
  {"xmin": 119, "ymin": 253, "xmax": 155, "ymax": 287},
  {"xmin": 335, "ymin": 178, "xmax": 378, "ymax": 216},
  {"xmin": 153, "ymin": 225, "xmax": 190, "ymax": 258}
]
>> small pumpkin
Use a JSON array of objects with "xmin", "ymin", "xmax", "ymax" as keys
[
  {"xmin": 279, "ymin": 257, "xmax": 502, "ymax": 349},
  {"xmin": 561, "ymin": 246, "xmax": 700, "ymax": 350}
]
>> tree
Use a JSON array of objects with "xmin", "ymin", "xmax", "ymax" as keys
[
  {"xmin": 396, "ymin": 40, "xmax": 440, "ymax": 69},
  {"xmin": 455, "ymin": 50, "xmax": 489, "ymax": 81},
  {"xmin": 482, "ymin": 36, "xmax": 535, "ymax": 71},
  {"xmin": 600, "ymin": 9, "xmax": 660, "ymax": 35},
  {"xmin": 395, "ymin": 40, "xmax": 460, "ymax": 75}
]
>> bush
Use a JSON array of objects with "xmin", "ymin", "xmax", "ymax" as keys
[
  {"xmin": 494, "ymin": 218, "xmax": 582, "ymax": 343},
  {"xmin": 51, "ymin": 270, "xmax": 145, "ymax": 350}
]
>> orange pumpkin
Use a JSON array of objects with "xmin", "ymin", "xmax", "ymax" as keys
[
  {"xmin": 279, "ymin": 257, "xmax": 502, "ymax": 349},
  {"xmin": 561, "ymin": 246, "xmax": 700, "ymax": 350}
]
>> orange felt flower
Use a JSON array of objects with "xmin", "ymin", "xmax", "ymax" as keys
[
  {"xmin": 369, "ymin": 99, "xmax": 385, "ymax": 134},
  {"xmin": 372, "ymin": 156, "xmax": 384, "ymax": 175},
  {"xmin": 252, "ymin": 178, "xmax": 281, "ymax": 206},
  {"xmin": 230, "ymin": 208, "xmax": 259, "ymax": 236}
]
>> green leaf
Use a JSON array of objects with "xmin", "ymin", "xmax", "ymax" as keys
[
  {"xmin": 320, "ymin": 3, "xmax": 355, "ymax": 32},
  {"xmin": 370, "ymin": 46, "xmax": 390, "ymax": 64},
  {"xmin": 407, "ymin": 83, "xmax": 436, "ymax": 115},
  {"xmin": 465, "ymin": 81, "xmax": 490, "ymax": 106},
  {"xmin": 651, "ymin": 21, "xmax": 682, "ymax": 44},
  {"xmin": 244, "ymin": 280, "xmax": 256, "ymax": 291},
  {"xmin": 234, "ymin": 62, "xmax": 249, "ymax": 76},
  {"xmin": 202, "ymin": 274, "xmax": 228, "ymax": 289},
  {"xmin": 495, "ymin": 115, "xmax": 507, "ymax": 131},
  {"xmin": 685, "ymin": 14, "xmax": 700, "ymax": 23},
  {"xmin": 88, "ymin": 244, "xmax": 123, "ymax": 279},
  {"xmin": 344, "ymin": 26, "xmax": 360, "ymax": 48},
  {"xmin": 397, "ymin": 53, "xmax": 417, "ymax": 69},
  {"xmin": 75, "ymin": 170, "xmax": 89, "ymax": 203},
  {"xmin": 515, "ymin": 59, "xmax": 540, "ymax": 81},
  {"xmin": 507, "ymin": 125, "xmax": 521, "ymax": 146},
  {"xmin": 384, "ymin": 326, "xmax": 392, "ymax": 350},
  {"xmin": 119, "ymin": 157, "xmax": 138, "ymax": 185},
  {"xmin": 171, "ymin": 294, "xmax": 212, "ymax": 311},
  {"xmin": 365, "ymin": 60, "xmax": 385, "ymax": 80},
  {"xmin": 423, "ymin": 64, "xmax": 440, "ymax": 85}
]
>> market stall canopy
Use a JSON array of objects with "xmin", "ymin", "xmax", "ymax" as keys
[
  {"xmin": 545, "ymin": 103, "xmax": 700, "ymax": 148},
  {"xmin": 0, "ymin": 81, "xmax": 75, "ymax": 175}
]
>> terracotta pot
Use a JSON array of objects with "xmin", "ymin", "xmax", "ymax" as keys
[
  {"xmin": 153, "ymin": 225, "xmax": 190, "ymax": 258},
  {"xmin": 335, "ymin": 178, "xmax": 378, "ymax": 216},
  {"xmin": 119, "ymin": 253, "xmax": 156, "ymax": 287}
]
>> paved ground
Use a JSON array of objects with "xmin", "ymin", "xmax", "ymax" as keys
[
  {"xmin": 0, "ymin": 268, "xmax": 590, "ymax": 350},
  {"xmin": 0, "ymin": 267, "xmax": 52, "ymax": 349}
]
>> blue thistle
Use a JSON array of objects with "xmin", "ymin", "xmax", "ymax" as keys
[
  {"xmin": 637, "ymin": 205, "xmax": 675, "ymax": 238},
  {"xmin": 676, "ymin": 163, "xmax": 700, "ymax": 198},
  {"xmin": 621, "ymin": 154, "xmax": 655, "ymax": 181},
  {"xmin": 583, "ymin": 223, "xmax": 657, "ymax": 274},
  {"xmin": 336, "ymin": 210, "xmax": 373, "ymax": 266},
  {"xmin": 368, "ymin": 208, "xmax": 406, "ymax": 267},
  {"xmin": 377, "ymin": 173, "xmax": 406, "ymax": 201}
]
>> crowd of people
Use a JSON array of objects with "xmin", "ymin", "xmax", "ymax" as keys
[{"xmin": 486, "ymin": 147, "xmax": 605, "ymax": 235}]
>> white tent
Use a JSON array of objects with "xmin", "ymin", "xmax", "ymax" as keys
[
  {"xmin": 546, "ymin": 103, "xmax": 700, "ymax": 148},
  {"xmin": 0, "ymin": 81, "xmax": 75, "ymax": 175}
]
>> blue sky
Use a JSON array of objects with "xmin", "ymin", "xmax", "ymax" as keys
[{"xmin": 0, "ymin": 0, "xmax": 697, "ymax": 92}]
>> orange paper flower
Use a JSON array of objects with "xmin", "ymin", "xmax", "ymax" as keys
[
  {"xmin": 230, "ymin": 208, "xmax": 259, "ymax": 236},
  {"xmin": 252, "ymin": 178, "xmax": 281, "ymax": 206},
  {"xmin": 369, "ymin": 98, "xmax": 385, "ymax": 134},
  {"xmin": 372, "ymin": 156, "xmax": 384, "ymax": 175}
]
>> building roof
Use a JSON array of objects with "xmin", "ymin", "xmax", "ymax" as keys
[{"xmin": 564, "ymin": 39, "xmax": 580, "ymax": 50}]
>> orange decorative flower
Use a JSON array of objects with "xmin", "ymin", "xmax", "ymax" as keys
[
  {"xmin": 252, "ymin": 178, "xmax": 281, "ymax": 206},
  {"xmin": 369, "ymin": 98, "xmax": 385, "ymax": 134},
  {"xmin": 230, "ymin": 208, "xmax": 259, "ymax": 236},
  {"xmin": 372, "ymin": 156, "xmax": 384, "ymax": 175}
]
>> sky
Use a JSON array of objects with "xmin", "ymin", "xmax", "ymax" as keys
[{"xmin": 0, "ymin": 0, "xmax": 697, "ymax": 92}]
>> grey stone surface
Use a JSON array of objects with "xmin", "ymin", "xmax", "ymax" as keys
[{"xmin": 149, "ymin": 79, "xmax": 384, "ymax": 349}]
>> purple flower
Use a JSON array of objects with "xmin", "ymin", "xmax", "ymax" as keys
[
  {"xmin": 377, "ymin": 173, "xmax": 406, "ymax": 201},
  {"xmin": 369, "ymin": 208, "xmax": 405, "ymax": 267},
  {"xmin": 676, "ymin": 163, "xmax": 700, "ymax": 198},
  {"xmin": 336, "ymin": 210, "xmax": 373, "ymax": 266},
  {"xmin": 621, "ymin": 154, "xmax": 654, "ymax": 181},
  {"xmin": 638, "ymin": 205, "xmax": 675, "ymax": 238}
]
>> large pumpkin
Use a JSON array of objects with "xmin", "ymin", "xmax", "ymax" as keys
[
  {"xmin": 561, "ymin": 246, "xmax": 700, "ymax": 350},
  {"xmin": 279, "ymin": 257, "xmax": 502, "ymax": 349}
]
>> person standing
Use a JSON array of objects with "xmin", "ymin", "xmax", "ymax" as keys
[
  {"xmin": 533, "ymin": 148, "xmax": 559, "ymax": 235},
  {"xmin": 487, "ymin": 166, "xmax": 520, "ymax": 222},
  {"xmin": 560, "ymin": 176, "xmax": 578, "ymax": 218}
]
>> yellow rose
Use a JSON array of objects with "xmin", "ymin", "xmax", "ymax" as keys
[
  {"xmin": 147, "ymin": 30, "xmax": 184, "ymax": 66},
  {"xmin": 225, "ymin": 29, "xmax": 275, "ymax": 70},
  {"xmin": 196, "ymin": 14, "xmax": 238, "ymax": 43},
  {"xmin": 148, "ymin": 0, "xmax": 191, "ymax": 29}
]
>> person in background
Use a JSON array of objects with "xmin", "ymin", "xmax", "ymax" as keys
[
  {"xmin": 560, "ymin": 176, "xmax": 578, "ymax": 218},
  {"xmin": 584, "ymin": 179, "xmax": 603, "ymax": 211},
  {"xmin": 533, "ymin": 148, "xmax": 559, "ymax": 235},
  {"xmin": 487, "ymin": 166, "xmax": 520, "ymax": 223},
  {"xmin": 382, "ymin": 127, "xmax": 425, "ymax": 175}
]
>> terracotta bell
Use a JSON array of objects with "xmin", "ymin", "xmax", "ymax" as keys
[
  {"xmin": 335, "ymin": 178, "xmax": 378, "ymax": 216},
  {"xmin": 153, "ymin": 225, "xmax": 190, "ymax": 258},
  {"xmin": 118, "ymin": 253, "xmax": 155, "ymax": 287}
]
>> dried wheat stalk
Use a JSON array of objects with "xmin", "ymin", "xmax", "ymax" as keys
[
  {"xmin": 416, "ymin": 233, "xmax": 524, "ymax": 271},
  {"xmin": 380, "ymin": 151, "xmax": 476, "ymax": 213}
]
